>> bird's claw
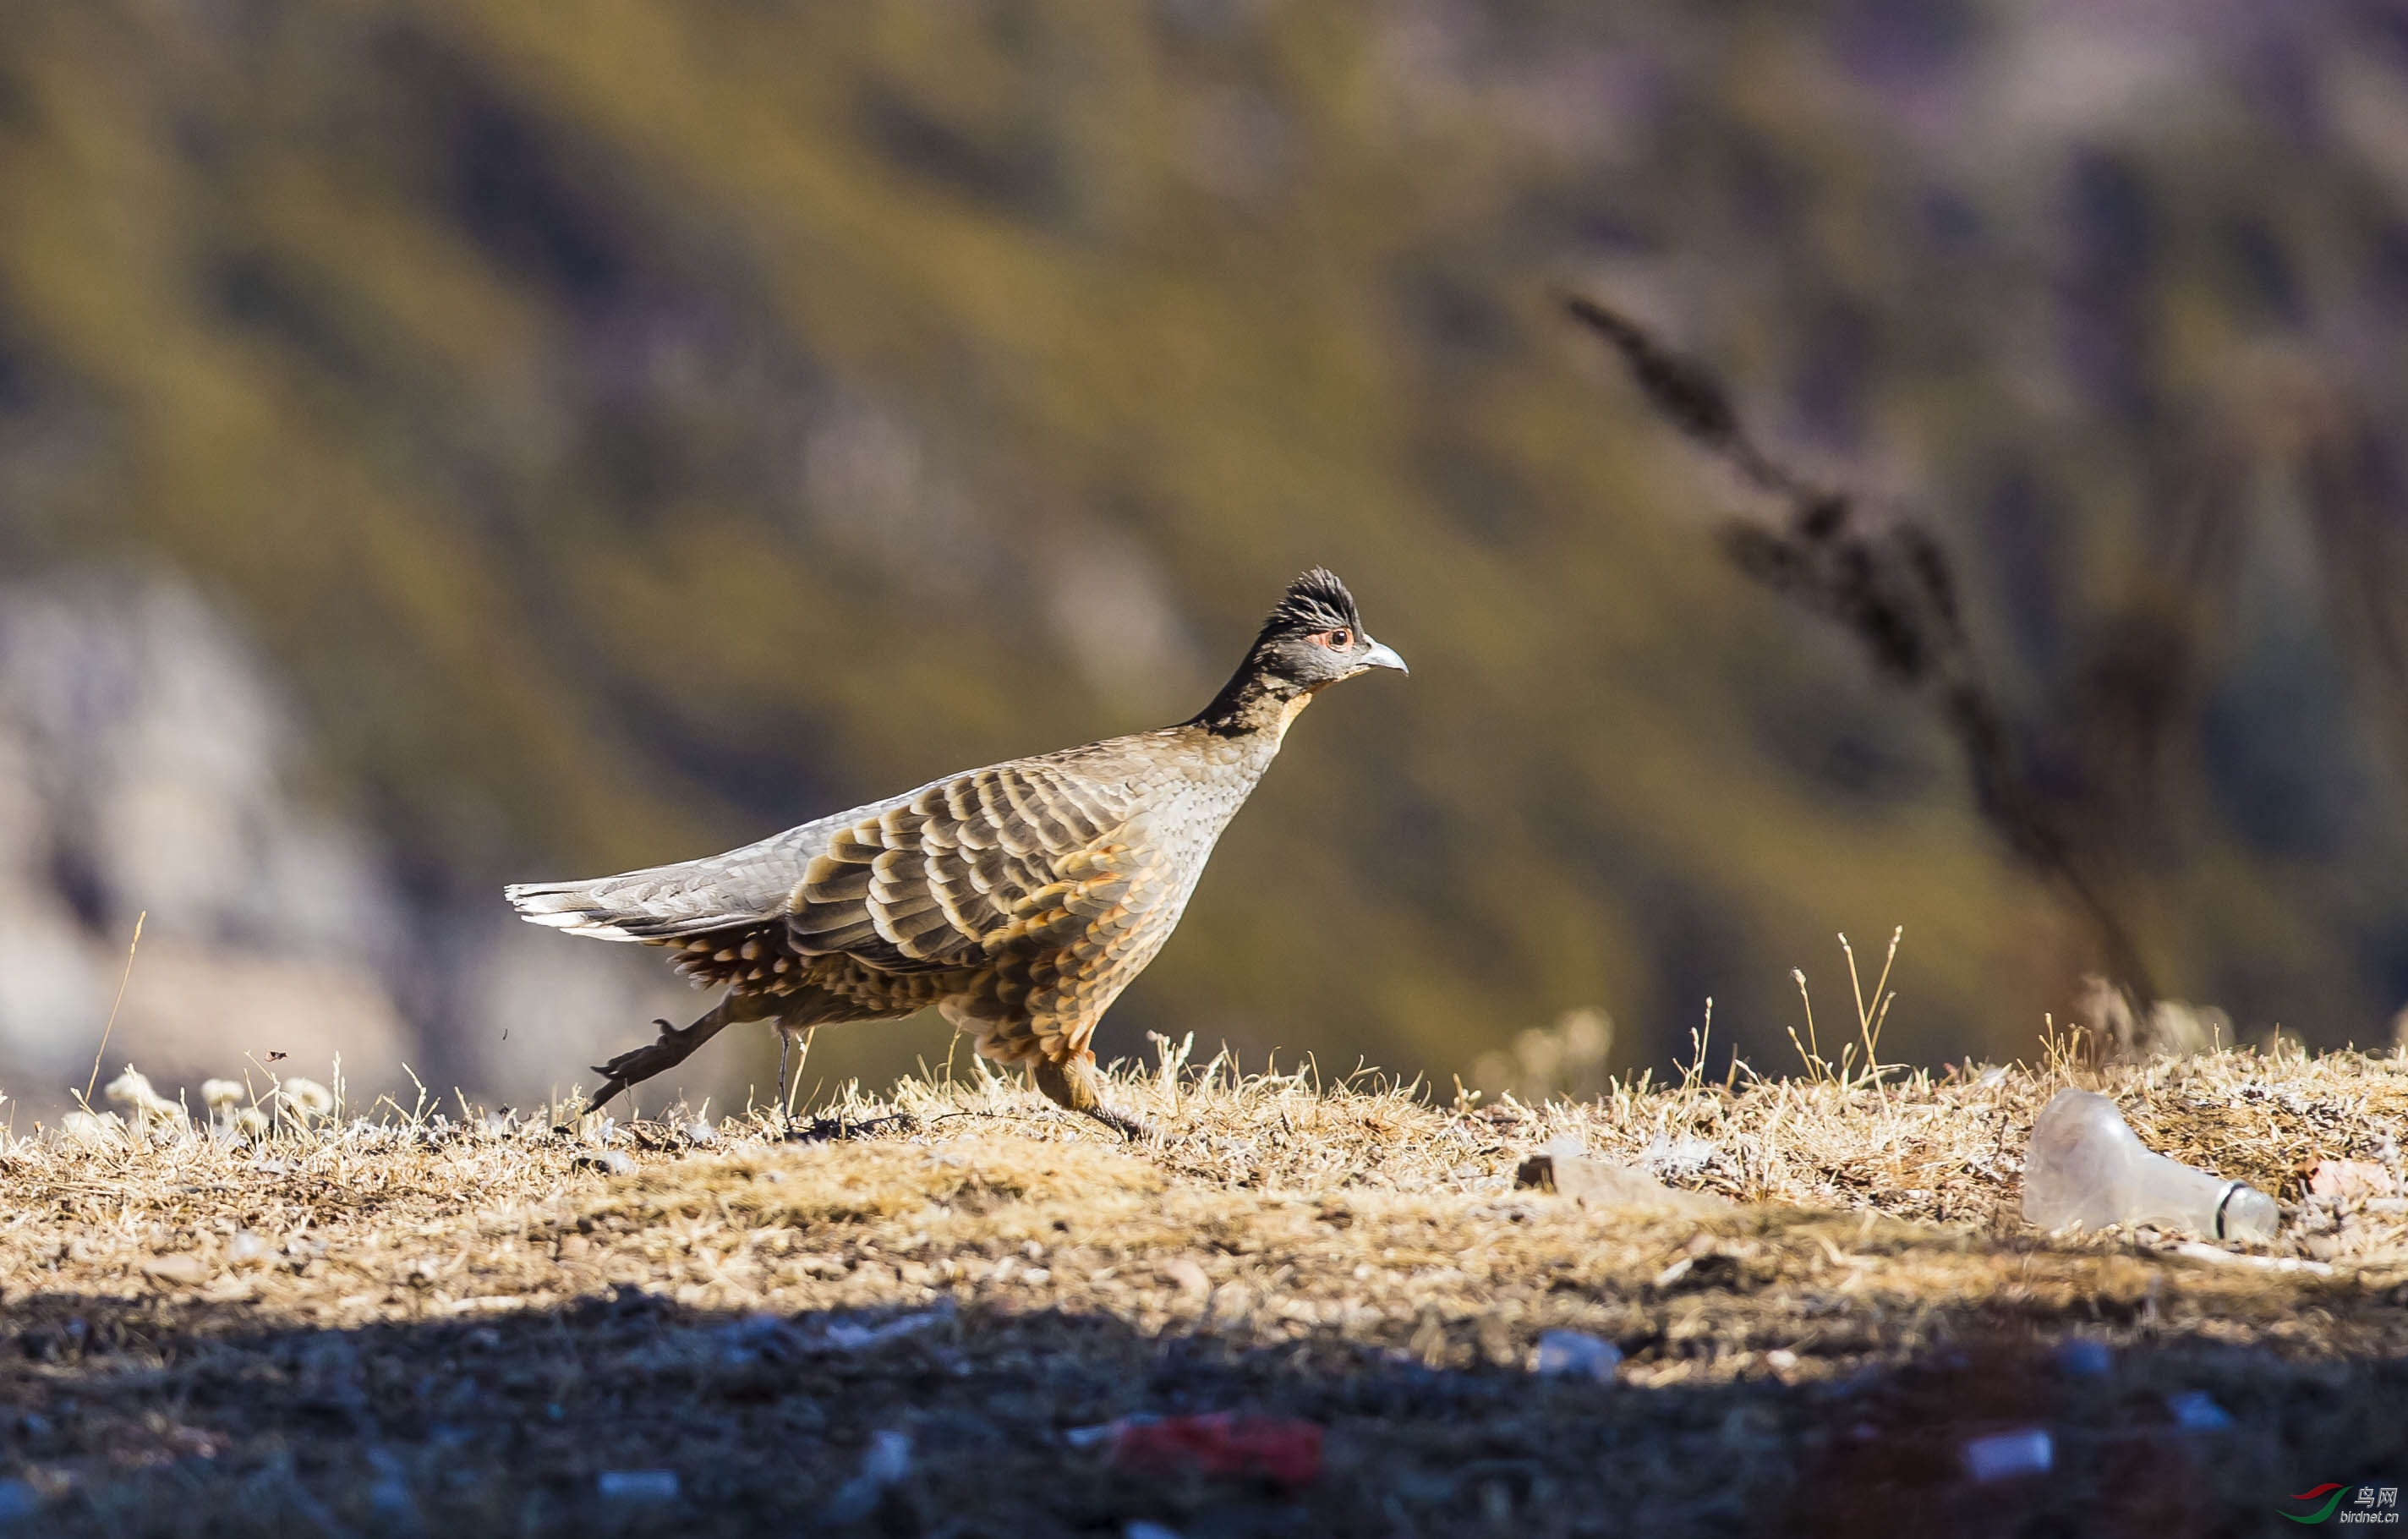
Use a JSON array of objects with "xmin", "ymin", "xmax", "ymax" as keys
[
  {"xmin": 566, "ymin": 1013, "xmax": 731, "ymax": 1125},
  {"xmin": 1088, "ymin": 1105, "xmax": 1158, "ymax": 1142}
]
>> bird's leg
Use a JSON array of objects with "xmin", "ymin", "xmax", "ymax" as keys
[
  {"xmin": 1032, "ymin": 1051, "xmax": 1157, "ymax": 1142},
  {"xmin": 570, "ymin": 994, "xmax": 754, "ymax": 1125},
  {"xmin": 782, "ymin": 1026, "xmax": 816, "ymax": 1120},
  {"xmin": 774, "ymin": 1030, "xmax": 791, "ymax": 1130}
]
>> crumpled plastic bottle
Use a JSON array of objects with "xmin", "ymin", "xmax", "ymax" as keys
[{"xmin": 2022, "ymin": 1088, "xmax": 2278, "ymax": 1241}]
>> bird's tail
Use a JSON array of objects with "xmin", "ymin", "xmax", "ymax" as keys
[
  {"xmin": 506, "ymin": 798, "xmax": 895, "ymax": 944},
  {"xmin": 505, "ymin": 854, "xmax": 790, "ymax": 943}
]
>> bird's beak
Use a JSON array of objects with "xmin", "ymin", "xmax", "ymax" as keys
[{"xmin": 1360, "ymin": 639, "xmax": 1409, "ymax": 676}]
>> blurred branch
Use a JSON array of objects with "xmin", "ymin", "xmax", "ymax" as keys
[
  {"xmin": 2299, "ymin": 392, "xmax": 2408, "ymax": 795},
  {"xmin": 1562, "ymin": 293, "xmax": 2163, "ymax": 1004}
]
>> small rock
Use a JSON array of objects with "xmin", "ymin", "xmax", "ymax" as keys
[
  {"xmin": 1531, "ymin": 1329, "xmax": 1622, "ymax": 1382},
  {"xmin": 2170, "ymin": 1241, "xmax": 2332, "ymax": 1276},
  {"xmin": 141, "ymin": 1253, "xmax": 211, "ymax": 1287},
  {"xmin": 1515, "ymin": 1140, "xmax": 1732, "ymax": 1213},
  {"xmin": 2307, "ymin": 1159, "xmax": 2395, "ymax": 1202},
  {"xmin": 597, "ymin": 1470, "xmax": 680, "ymax": 1503},
  {"xmin": 1962, "ymin": 1427, "xmax": 2052, "ymax": 1483},
  {"xmin": 1161, "ymin": 1257, "xmax": 1212, "ymax": 1302}
]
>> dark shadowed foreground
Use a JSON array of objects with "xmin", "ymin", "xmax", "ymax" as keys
[{"xmin": 2, "ymin": 1049, "xmax": 2404, "ymax": 1536}]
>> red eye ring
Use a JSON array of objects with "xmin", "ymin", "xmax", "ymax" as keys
[{"xmin": 1326, "ymin": 628, "xmax": 1352, "ymax": 649}]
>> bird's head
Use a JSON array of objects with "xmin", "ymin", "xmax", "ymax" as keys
[
  {"xmin": 1194, "ymin": 568, "xmax": 1406, "ymax": 732},
  {"xmin": 1248, "ymin": 567, "xmax": 1408, "ymax": 690}
]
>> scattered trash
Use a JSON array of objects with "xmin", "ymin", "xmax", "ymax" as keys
[
  {"xmin": 2169, "ymin": 1241, "xmax": 2331, "ymax": 1276},
  {"xmin": 597, "ymin": 1470, "xmax": 681, "ymax": 1503},
  {"xmin": 2165, "ymin": 1391, "xmax": 2233, "ymax": 1432},
  {"xmin": 702, "ymin": 1305, "xmax": 953, "ymax": 1366},
  {"xmin": 1531, "ymin": 1329, "xmax": 1622, "ymax": 1382},
  {"xmin": 818, "ymin": 1302, "xmax": 955, "ymax": 1351},
  {"xmin": 823, "ymin": 1431, "xmax": 912, "ymax": 1524},
  {"xmin": 2052, "ymin": 1339, "xmax": 2113, "ymax": 1378},
  {"xmin": 2022, "ymin": 1089, "xmax": 2279, "ymax": 1241},
  {"xmin": 2307, "ymin": 1159, "xmax": 2396, "ymax": 1202},
  {"xmin": 1076, "ymin": 1413, "xmax": 1323, "ymax": 1484},
  {"xmin": 1515, "ymin": 1138, "xmax": 1732, "ymax": 1213},
  {"xmin": 1962, "ymin": 1427, "xmax": 2053, "ymax": 1483},
  {"xmin": 140, "ymin": 1253, "xmax": 211, "ymax": 1287},
  {"xmin": 572, "ymin": 1150, "xmax": 637, "ymax": 1177}
]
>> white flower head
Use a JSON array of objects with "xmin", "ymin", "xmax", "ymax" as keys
[
  {"xmin": 280, "ymin": 1077, "xmax": 336, "ymax": 1119},
  {"xmin": 200, "ymin": 1079, "xmax": 246, "ymax": 1112},
  {"xmin": 104, "ymin": 1066, "xmax": 157, "ymax": 1106},
  {"xmin": 104, "ymin": 1066, "xmax": 183, "ymax": 1125},
  {"xmin": 58, "ymin": 1109, "xmax": 125, "ymax": 1147}
]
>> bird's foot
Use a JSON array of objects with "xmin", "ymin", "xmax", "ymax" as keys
[
  {"xmin": 1030, "ymin": 1052, "xmax": 1158, "ymax": 1142},
  {"xmin": 1084, "ymin": 1104, "xmax": 1158, "ymax": 1142},
  {"xmin": 565, "ymin": 1005, "xmax": 735, "ymax": 1126}
]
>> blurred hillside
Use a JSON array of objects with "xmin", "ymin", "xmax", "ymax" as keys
[{"xmin": 3, "ymin": 1, "xmax": 2408, "ymax": 1113}]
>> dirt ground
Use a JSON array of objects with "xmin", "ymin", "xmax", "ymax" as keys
[{"xmin": 1, "ymin": 1042, "xmax": 2404, "ymax": 1536}]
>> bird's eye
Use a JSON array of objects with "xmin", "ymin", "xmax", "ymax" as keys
[{"xmin": 1327, "ymin": 629, "xmax": 1352, "ymax": 649}]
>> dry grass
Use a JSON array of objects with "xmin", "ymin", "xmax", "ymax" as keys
[{"xmin": 1, "ymin": 1038, "xmax": 2404, "ymax": 1536}]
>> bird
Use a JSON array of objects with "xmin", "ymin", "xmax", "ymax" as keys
[{"xmin": 506, "ymin": 568, "xmax": 1406, "ymax": 1136}]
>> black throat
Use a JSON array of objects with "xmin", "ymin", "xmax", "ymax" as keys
[{"xmin": 1190, "ymin": 654, "xmax": 1306, "ymax": 737}]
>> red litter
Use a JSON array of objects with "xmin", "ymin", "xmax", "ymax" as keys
[{"xmin": 1096, "ymin": 1414, "xmax": 1323, "ymax": 1483}]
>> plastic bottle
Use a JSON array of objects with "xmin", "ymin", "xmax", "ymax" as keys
[{"xmin": 2021, "ymin": 1088, "xmax": 2279, "ymax": 1241}]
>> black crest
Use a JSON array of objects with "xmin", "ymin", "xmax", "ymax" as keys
[{"xmin": 1260, "ymin": 568, "xmax": 1361, "ymax": 638}]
